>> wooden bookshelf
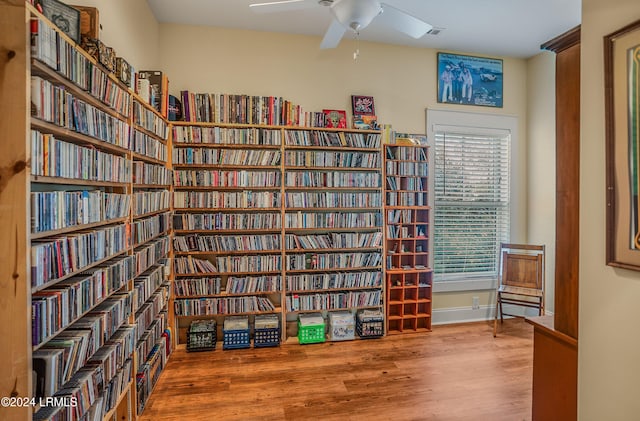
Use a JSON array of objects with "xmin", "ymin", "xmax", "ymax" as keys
[
  {"xmin": 0, "ymin": 5, "xmax": 174, "ymax": 420},
  {"xmin": 383, "ymin": 141, "xmax": 434, "ymax": 334}
]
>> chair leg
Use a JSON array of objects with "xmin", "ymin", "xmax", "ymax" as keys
[
  {"xmin": 499, "ymin": 295, "xmax": 504, "ymax": 324},
  {"xmin": 493, "ymin": 293, "xmax": 500, "ymax": 337}
]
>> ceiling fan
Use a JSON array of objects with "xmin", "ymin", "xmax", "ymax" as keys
[{"xmin": 249, "ymin": 0, "xmax": 433, "ymax": 49}]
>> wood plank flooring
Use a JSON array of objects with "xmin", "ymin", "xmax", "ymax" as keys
[{"xmin": 139, "ymin": 320, "xmax": 533, "ymax": 421}]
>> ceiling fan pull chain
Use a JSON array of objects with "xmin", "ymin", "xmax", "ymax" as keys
[{"xmin": 353, "ymin": 31, "xmax": 360, "ymax": 61}]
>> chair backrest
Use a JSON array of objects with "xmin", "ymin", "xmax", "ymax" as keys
[{"xmin": 500, "ymin": 243, "xmax": 545, "ymax": 291}]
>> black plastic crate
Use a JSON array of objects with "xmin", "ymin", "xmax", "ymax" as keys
[
  {"xmin": 187, "ymin": 319, "xmax": 216, "ymax": 352},
  {"xmin": 356, "ymin": 310, "xmax": 384, "ymax": 338}
]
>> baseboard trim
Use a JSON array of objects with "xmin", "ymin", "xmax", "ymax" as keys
[{"xmin": 432, "ymin": 304, "xmax": 545, "ymax": 325}]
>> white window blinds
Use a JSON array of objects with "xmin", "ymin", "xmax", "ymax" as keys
[{"xmin": 434, "ymin": 129, "xmax": 511, "ymax": 280}]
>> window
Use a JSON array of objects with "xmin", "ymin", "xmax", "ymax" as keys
[{"xmin": 426, "ymin": 110, "xmax": 516, "ymax": 291}]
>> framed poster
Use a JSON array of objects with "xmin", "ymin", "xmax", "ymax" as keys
[
  {"xmin": 605, "ymin": 19, "xmax": 640, "ymax": 270},
  {"xmin": 39, "ymin": 0, "xmax": 81, "ymax": 44},
  {"xmin": 323, "ymin": 109, "xmax": 347, "ymax": 128},
  {"xmin": 437, "ymin": 52, "xmax": 503, "ymax": 108},
  {"xmin": 351, "ymin": 95, "xmax": 375, "ymax": 115}
]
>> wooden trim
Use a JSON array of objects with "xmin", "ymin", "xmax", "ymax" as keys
[
  {"xmin": 0, "ymin": 3, "xmax": 31, "ymax": 419},
  {"xmin": 541, "ymin": 26, "xmax": 581, "ymax": 53}
]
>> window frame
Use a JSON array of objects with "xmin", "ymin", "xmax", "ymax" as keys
[{"xmin": 426, "ymin": 109, "xmax": 521, "ymax": 293}]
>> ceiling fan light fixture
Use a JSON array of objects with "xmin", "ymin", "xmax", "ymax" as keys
[{"xmin": 330, "ymin": 0, "xmax": 382, "ymax": 33}]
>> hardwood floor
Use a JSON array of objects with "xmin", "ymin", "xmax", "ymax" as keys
[{"xmin": 139, "ymin": 320, "xmax": 533, "ymax": 421}]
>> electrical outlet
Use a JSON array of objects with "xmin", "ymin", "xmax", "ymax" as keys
[{"xmin": 472, "ymin": 296, "xmax": 480, "ymax": 310}]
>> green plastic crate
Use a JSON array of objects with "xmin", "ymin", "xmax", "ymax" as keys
[{"xmin": 297, "ymin": 313, "xmax": 325, "ymax": 344}]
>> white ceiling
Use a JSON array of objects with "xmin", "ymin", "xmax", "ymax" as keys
[{"xmin": 146, "ymin": 0, "xmax": 581, "ymax": 59}]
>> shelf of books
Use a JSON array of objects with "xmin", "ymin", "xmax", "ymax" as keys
[
  {"xmin": 130, "ymin": 98, "xmax": 172, "ymax": 416},
  {"xmin": 283, "ymin": 128, "xmax": 384, "ymax": 341},
  {"xmin": 171, "ymin": 123, "xmax": 284, "ymax": 346},
  {"xmin": 384, "ymin": 139, "xmax": 434, "ymax": 334},
  {"xmin": 9, "ymin": 5, "xmax": 174, "ymax": 421}
]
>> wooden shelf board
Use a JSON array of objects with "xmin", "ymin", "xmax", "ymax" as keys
[
  {"xmin": 30, "ymin": 217, "xmax": 128, "ymax": 240},
  {"xmin": 175, "ymin": 307, "xmax": 283, "ymax": 317},
  {"xmin": 174, "ymin": 270, "xmax": 282, "ymax": 277},
  {"xmin": 132, "ymin": 125, "xmax": 168, "ymax": 144},
  {"xmin": 287, "ymin": 286, "xmax": 383, "ymax": 294},
  {"xmin": 133, "ymin": 184, "xmax": 172, "ymax": 189},
  {"xmin": 174, "ymin": 291, "xmax": 281, "ymax": 299},
  {"xmin": 30, "ymin": 175, "xmax": 129, "ymax": 188},
  {"xmin": 132, "ymin": 230, "xmax": 170, "ymax": 249},
  {"xmin": 173, "ymin": 207, "xmax": 281, "ymax": 212},
  {"xmin": 132, "ymin": 152, "xmax": 167, "ymax": 166},
  {"xmin": 133, "ymin": 208, "xmax": 171, "ymax": 220},
  {"xmin": 285, "ymin": 145, "xmax": 381, "ymax": 152},
  {"xmin": 173, "ymin": 249, "xmax": 280, "ymax": 256},
  {"xmin": 172, "ymin": 185, "xmax": 280, "ymax": 191},
  {"xmin": 285, "ymin": 266, "xmax": 382, "ymax": 274}
]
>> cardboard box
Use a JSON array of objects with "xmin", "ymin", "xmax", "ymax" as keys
[{"xmin": 72, "ymin": 5, "xmax": 100, "ymax": 39}]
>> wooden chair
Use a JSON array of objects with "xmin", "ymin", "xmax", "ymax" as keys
[{"xmin": 493, "ymin": 243, "xmax": 545, "ymax": 337}]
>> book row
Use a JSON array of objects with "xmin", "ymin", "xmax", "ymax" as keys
[
  {"xmin": 387, "ymin": 209, "xmax": 417, "ymax": 224},
  {"xmin": 215, "ymin": 255, "xmax": 282, "ymax": 273},
  {"xmin": 31, "ymin": 190, "xmax": 130, "ymax": 234},
  {"xmin": 133, "ymin": 238, "xmax": 170, "ymax": 278},
  {"xmin": 173, "ymin": 170, "xmax": 281, "ymax": 188},
  {"xmin": 285, "ymin": 171, "xmax": 381, "ymax": 188},
  {"xmin": 286, "ymin": 252, "xmax": 382, "ymax": 271},
  {"xmin": 386, "ymin": 161, "xmax": 429, "ymax": 176},
  {"xmin": 131, "ymin": 212, "xmax": 170, "ymax": 246},
  {"xmin": 132, "ymin": 129, "xmax": 168, "ymax": 162},
  {"xmin": 284, "ymin": 150, "xmax": 380, "ymax": 168},
  {"xmin": 133, "ymin": 190, "xmax": 171, "ymax": 216},
  {"xmin": 136, "ymin": 316, "xmax": 168, "ymax": 381},
  {"xmin": 132, "ymin": 100, "xmax": 169, "ymax": 140},
  {"xmin": 33, "ymin": 320, "xmax": 135, "ymax": 421},
  {"xmin": 284, "ymin": 211, "xmax": 382, "ymax": 229},
  {"xmin": 284, "ymin": 130, "xmax": 381, "ymax": 148},
  {"xmin": 32, "ymin": 76, "xmax": 131, "ymax": 150},
  {"xmin": 135, "ymin": 289, "xmax": 169, "ymax": 343},
  {"xmin": 386, "ymin": 191, "xmax": 428, "ymax": 207},
  {"xmin": 172, "ymin": 148, "xmax": 281, "ymax": 166},
  {"xmin": 33, "ymin": 293, "xmax": 132, "ymax": 402},
  {"xmin": 285, "ymin": 232, "xmax": 383, "ymax": 250},
  {"xmin": 386, "ymin": 176, "xmax": 426, "ymax": 191},
  {"xmin": 136, "ymin": 335, "xmax": 169, "ymax": 414},
  {"xmin": 173, "ymin": 234, "xmax": 281, "ymax": 253},
  {"xmin": 173, "ymin": 296, "xmax": 276, "ymax": 316},
  {"xmin": 174, "ymin": 191, "xmax": 281, "ymax": 209},
  {"xmin": 386, "ymin": 146, "xmax": 428, "ymax": 161},
  {"xmin": 179, "ymin": 91, "xmax": 308, "ymax": 126},
  {"xmin": 32, "ymin": 254, "xmax": 135, "ymax": 347},
  {"xmin": 31, "ymin": 224, "xmax": 129, "ymax": 289},
  {"xmin": 173, "ymin": 256, "xmax": 217, "ymax": 274},
  {"xmin": 285, "ymin": 192, "xmax": 382, "ymax": 208},
  {"xmin": 133, "ymin": 161, "xmax": 173, "ymax": 186},
  {"xmin": 172, "ymin": 212, "xmax": 281, "ymax": 231},
  {"xmin": 386, "ymin": 225, "xmax": 428, "ymax": 239},
  {"xmin": 133, "ymin": 265, "xmax": 166, "ymax": 314},
  {"xmin": 225, "ymin": 275, "xmax": 281, "ymax": 294},
  {"xmin": 31, "ymin": 131, "xmax": 130, "ymax": 183},
  {"xmin": 286, "ymin": 290, "xmax": 382, "ymax": 312},
  {"xmin": 286, "ymin": 271, "xmax": 383, "ymax": 292},
  {"xmin": 172, "ymin": 126, "xmax": 282, "ymax": 146},
  {"xmin": 173, "ymin": 277, "xmax": 221, "ymax": 297},
  {"xmin": 31, "ymin": 18, "xmax": 131, "ymax": 117}
]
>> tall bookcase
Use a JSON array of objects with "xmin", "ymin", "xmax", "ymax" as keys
[
  {"xmin": 171, "ymin": 123, "xmax": 284, "ymax": 344},
  {"xmin": 0, "ymin": 4, "xmax": 172, "ymax": 420},
  {"xmin": 283, "ymin": 128, "xmax": 384, "ymax": 339},
  {"xmin": 384, "ymin": 141, "xmax": 434, "ymax": 334},
  {"xmin": 169, "ymin": 124, "xmax": 384, "ymax": 343}
]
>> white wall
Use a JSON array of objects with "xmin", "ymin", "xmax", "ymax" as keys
[
  {"xmin": 70, "ymin": 0, "xmax": 161, "ymax": 70},
  {"xmin": 158, "ymin": 23, "xmax": 532, "ymax": 315},
  {"xmin": 580, "ymin": 0, "xmax": 640, "ymax": 418},
  {"xmin": 526, "ymin": 51, "xmax": 557, "ymax": 313}
]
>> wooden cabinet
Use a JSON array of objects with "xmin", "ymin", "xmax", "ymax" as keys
[
  {"xmin": 527, "ymin": 25, "xmax": 580, "ymax": 421},
  {"xmin": 384, "ymin": 142, "xmax": 433, "ymax": 333}
]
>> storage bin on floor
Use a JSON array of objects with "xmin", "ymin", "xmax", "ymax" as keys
[
  {"xmin": 297, "ymin": 313, "xmax": 325, "ymax": 344},
  {"xmin": 356, "ymin": 309, "xmax": 384, "ymax": 338},
  {"xmin": 187, "ymin": 319, "xmax": 217, "ymax": 352},
  {"xmin": 254, "ymin": 314, "xmax": 280, "ymax": 347},
  {"xmin": 223, "ymin": 316, "xmax": 250, "ymax": 349},
  {"xmin": 328, "ymin": 311, "xmax": 355, "ymax": 341}
]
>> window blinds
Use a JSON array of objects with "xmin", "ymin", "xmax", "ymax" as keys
[{"xmin": 434, "ymin": 129, "xmax": 511, "ymax": 279}]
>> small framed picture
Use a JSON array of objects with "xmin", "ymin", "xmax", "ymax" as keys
[
  {"xmin": 323, "ymin": 109, "xmax": 347, "ymax": 128},
  {"xmin": 351, "ymin": 95, "xmax": 375, "ymax": 115},
  {"xmin": 437, "ymin": 52, "xmax": 503, "ymax": 107},
  {"xmin": 39, "ymin": 0, "xmax": 81, "ymax": 44}
]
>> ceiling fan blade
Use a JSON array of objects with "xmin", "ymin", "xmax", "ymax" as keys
[
  {"xmin": 320, "ymin": 19, "xmax": 347, "ymax": 49},
  {"xmin": 379, "ymin": 3, "xmax": 433, "ymax": 39},
  {"xmin": 249, "ymin": 0, "xmax": 316, "ymax": 14}
]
